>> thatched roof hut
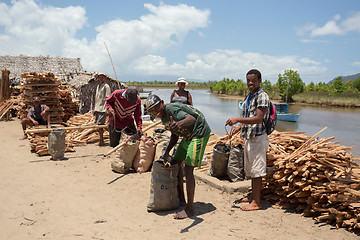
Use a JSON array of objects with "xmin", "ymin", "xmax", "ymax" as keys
[{"xmin": 63, "ymin": 72, "xmax": 127, "ymax": 114}]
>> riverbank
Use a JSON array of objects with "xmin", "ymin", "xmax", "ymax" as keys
[
  {"xmin": 1, "ymin": 118, "xmax": 359, "ymax": 239},
  {"xmin": 212, "ymin": 92, "xmax": 360, "ymax": 108}
]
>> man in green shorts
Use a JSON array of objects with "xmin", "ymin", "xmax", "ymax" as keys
[{"xmin": 145, "ymin": 94, "xmax": 211, "ymax": 219}]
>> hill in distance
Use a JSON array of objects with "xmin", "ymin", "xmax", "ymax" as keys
[{"xmin": 328, "ymin": 72, "xmax": 360, "ymax": 85}]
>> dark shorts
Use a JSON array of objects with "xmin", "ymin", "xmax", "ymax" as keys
[
  {"xmin": 94, "ymin": 112, "xmax": 107, "ymax": 124},
  {"xmin": 31, "ymin": 117, "xmax": 47, "ymax": 125},
  {"xmin": 108, "ymin": 124, "xmax": 137, "ymax": 147}
]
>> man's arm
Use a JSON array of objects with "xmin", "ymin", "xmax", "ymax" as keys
[
  {"xmin": 106, "ymin": 91, "xmax": 116, "ymax": 117},
  {"xmin": 226, "ymin": 107, "xmax": 266, "ymax": 126},
  {"xmin": 27, "ymin": 108, "xmax": 38, "ymax": 125},
  {"xmin": 169, "ymin": 114, "xmax": 196, "ymax": 132},
  {"xmin": 162, "ymin": 133, "xmax": 179, "ymax": 162},
  {"xmin": 133, "ymin": 102, "xmax": 142, "ymax": 134}
]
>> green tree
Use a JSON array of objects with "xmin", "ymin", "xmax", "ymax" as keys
[
  {"xmin": 276, "ymin": 69, "xmax": 305, "ymax": 102},
  {"xmin": 315, "ymin": 82, "xmax": 329, "ymax": 91},
  {"xmin": 329, "ymin": 77, "xmax": 345, "ymax": 93},
  {"xmin": 353, "ymin": 77, "xmax": 360, "ymax": 92},
  {"xmin": 261, "ymin": 80, "xmax": 273, "ymax": 92},
  {"xmin": 306, "ymin": 82, "xmax": 315, "ymax": 91}
]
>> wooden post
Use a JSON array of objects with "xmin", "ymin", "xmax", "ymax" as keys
[
  {"xmin": 25, "ymin": 124, "xmax": 108, "ymax": 134},
  {"xmin": 0, "ymin": 69, "xmax": 10, "ymax": 102},
  {"xmin": 104, "ymin": 42, "xmax": 121, "ymax": 89}
]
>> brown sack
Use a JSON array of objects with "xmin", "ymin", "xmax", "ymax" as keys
[
  {"xmin": 133, "ymin": 135, "xmax": 156, "ymax": 173},
  {"xmin": 111, "ymin": 139, "xmax": 139, "ymax": 173}
]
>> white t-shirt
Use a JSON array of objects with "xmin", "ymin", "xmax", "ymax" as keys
[{"xmin": 94, "ymin": 82, "xmax": 111, "ymax": 112}]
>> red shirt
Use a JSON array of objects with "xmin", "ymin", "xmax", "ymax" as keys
[{"xmin": 106, "ymin": 89, "xmax": 142, "ymax": 131}]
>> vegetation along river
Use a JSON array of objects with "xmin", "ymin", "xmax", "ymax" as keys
[{"xmin": 145, "ymin": 88, "xmax": 360, "ymax": 158}]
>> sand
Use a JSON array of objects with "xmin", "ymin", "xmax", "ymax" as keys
[{"xmin": 0, "ymin": 118, "xmax": 358, "ymax": 240}]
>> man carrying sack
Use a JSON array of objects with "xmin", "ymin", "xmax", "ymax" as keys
[{"xmin": 145, "ymin": 94, "xmax": 211, "ymax": 219}]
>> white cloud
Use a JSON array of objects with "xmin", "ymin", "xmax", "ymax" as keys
[
  {"xmin": 0, "ymin": 0, "xmax": 327, "ymax": 84},
  {"xmin": 130, "ymin": 49, "xmax": 327, "ymax": 83},
  {"xmin": 297, "ymin": 11, "xmax": 360, "ymax": 37},
  {"xmin": 0, "ymin": 0, "xmax": 87, "ymax": 56},
  {"xmin": 352, "ymin": 61, "xmax": 360, "ymax": 66}
]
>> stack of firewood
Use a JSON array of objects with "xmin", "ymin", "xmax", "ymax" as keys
[
  {"xmin": 0, "ymin": 99, "xmax": 15, "ymax": 120},
  {"xmin": 19, "ymin": 72, "xmax": 64, "ymax": 123},
  {"xmin": 264, "ymin": 129, "xmax": 360, "ymax": 231},
  {"xmin": 28, "ymin": 112, "xmax": 109, "ymax": 155},
  {"xmin": 28, "ymin": 132, "xmax": 76, "ymax": 156},
  {"xmin": 59, "ymin": 85, "xmax": 79, "ymax": 122},
  {"xmin": 206, "ymin": 128, "xmax": 360, "ymax": 231},
  {"xmin": 64, "ymin": 112, "xmax": 109, "ymax": 146}
]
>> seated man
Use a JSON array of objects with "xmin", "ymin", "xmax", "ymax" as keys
[{"xmin": 21, "ymin": 97, "xmax": 50, "ymax": 139}]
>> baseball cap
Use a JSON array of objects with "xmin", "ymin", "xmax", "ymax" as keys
[
  {"xmin": 124, "ymin": 86, "xmax": 138, "ymax": 103},
  {"xmin": 145, "ymin": 94, "xmax": 161, "ymax": 110},
  {"xmin": 33, "ymin": 97, "xmax": 40, "ymax": 102}
]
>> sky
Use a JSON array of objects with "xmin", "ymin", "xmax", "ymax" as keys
[{"xmin": 0, "ymin": 0, "xmax": 360, "ymax": 84}]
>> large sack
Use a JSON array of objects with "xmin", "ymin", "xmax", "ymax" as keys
[
  {"xmin": 133, "ymin": 135, "xmax": 156, "ymax": 173},
  {"xmin": 111, "ymin": 139, "xmax": 139, "ymax": 173},
  {"xmin": 147, "ymin": 160, "xmax": 179, "ymax": 212},
  {"xmin": 153, "ymin": 128, "xmax": 171, "ymax": 161},
  {"xmin": 210, "ymin": 143, "xmax": 230, "ymax": 178},
  {"xmin": 227, "ymin": 144, "xmax": 245, "ymax": 182},
  {"xmin": 48, "ymin": 128, "xmax": 66, "ymax": 160}
]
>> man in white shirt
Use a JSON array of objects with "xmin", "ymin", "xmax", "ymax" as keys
[{"xmin": 94, "ymin": 73, "xmax": 111, "ymax": 146}]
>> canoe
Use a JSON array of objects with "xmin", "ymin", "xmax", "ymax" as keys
[
  {"xmin": 277, "ymin": 113, "xmax": 300, "ymax": 122},
  {"xmin": 239, "ymin": 101, "xmax": 300, "ymax": 122}
]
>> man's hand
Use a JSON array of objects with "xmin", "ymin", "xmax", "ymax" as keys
[
  {"xmin": 169, "ymin": 116, "xmax": 181, "ymax": 132},
  {"xmin": 108, "ymin": 108, "xmax": 115, "ymax": 118},
  {"xmin": 226, "ymin": 118, "xmax": 239, "ymax": 127},
  {"xmin": 32, "ymin": 120, "xmax": 39, "ymax": 126}
]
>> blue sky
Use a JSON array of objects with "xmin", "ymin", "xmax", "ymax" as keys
[{"xmin": 0, "ymin": 0, "xmax": 359, "ymax": 84}]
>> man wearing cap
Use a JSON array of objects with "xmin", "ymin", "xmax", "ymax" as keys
[
  {"xmin": 145, "ymin": 94, "xmax": 211, "ymax": 219},
  {"xmin": 21, "ymin": 97, "xmax": 50, "ymax": 139},
  {"xmin": 106, "ymin": 86, "xmax": 142, "ymax": 147},
  {"xmin": 93, "ymin": 73, "xmax": 111, "ymax": 146}
]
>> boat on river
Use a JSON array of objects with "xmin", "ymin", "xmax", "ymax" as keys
[{"xmin": 238, "ymin": 101, "xmax": 300, "ymax": 122}]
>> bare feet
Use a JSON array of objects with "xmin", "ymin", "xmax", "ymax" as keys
[
  {"xmin": 241, "ymin": 202, "xmax": 262, "ymax": 211},
  {"xmin": 174, "ymin": 208, "xmax": 193, "ymax": 219},
  {"xmin": 98, "ymin": 141, "xmax": 105, "ymax": 146},
  {"xmin": 233, "ymin": 196, "xmax": 252, "ymax": 204}
]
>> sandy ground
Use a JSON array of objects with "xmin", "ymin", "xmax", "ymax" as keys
[{"xmin": 0, "ymin": 118, "xmax": 359, "ymax": 240}]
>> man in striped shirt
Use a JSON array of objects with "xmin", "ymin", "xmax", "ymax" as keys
[
  {"xmin": 106, "ymin": 86, "xmax": 142, "ymax": 147},
  {"xmin": 226, "ymin": 69, "xmax": 270, "ymax": 211}
]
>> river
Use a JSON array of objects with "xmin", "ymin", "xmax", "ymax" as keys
[{"xmin": 145, "ymin": 88, "xmax": 360, "ymax": 158}]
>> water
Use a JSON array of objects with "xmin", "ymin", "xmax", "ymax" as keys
[{"xmin": 145, "ymin": 88, "xmax": 360, "ymax": 158}]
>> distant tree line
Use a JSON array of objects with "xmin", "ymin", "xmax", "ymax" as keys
[
  {"xmin": 210, "ymin": 69, "xmax": 360, "ymax": 103},
  {"xmin": 126, "ymin": 80, "xmax": 210, "ymax": 89}
]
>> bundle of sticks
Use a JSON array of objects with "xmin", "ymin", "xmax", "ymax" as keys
[
  {"xmin": 0, "ymin": 99, "xmax": 15, "ymax": 120},
  {"xmin": 64, "ymin": 112, "xmax": 109, "ymax": 146},
  {"xmin": 28, "ymin": 112, "xmax": 109, "ymax": 155},
  {"xmin": 264, "ymin": 129, "xmax": 359, "ymax": 231},
  {"xmin": 29, "ymin": 132, "xmax": 76, "ymax": 156},
  {"xmin": 206, "ymin": 128, "xmax": 360, "ymax": 231}
]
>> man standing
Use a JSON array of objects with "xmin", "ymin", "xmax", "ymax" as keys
[
  {"xmin": 145, "ymin": 94, "xmax": 211, "ymax": 219},
  {"xmin": 21, "ymin": 97, "xmax": 50, "ymax": 139},
  {"xmin": 93, "ymin": 73, "xmax": 111, "ymax": 146},
  {"xmin": 106, "ymin": 86, "xmax": 142, "ymax": 147},
  {"xmin": 225, "ymin": 69, "xmax": 269, "ymax": 211}
]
